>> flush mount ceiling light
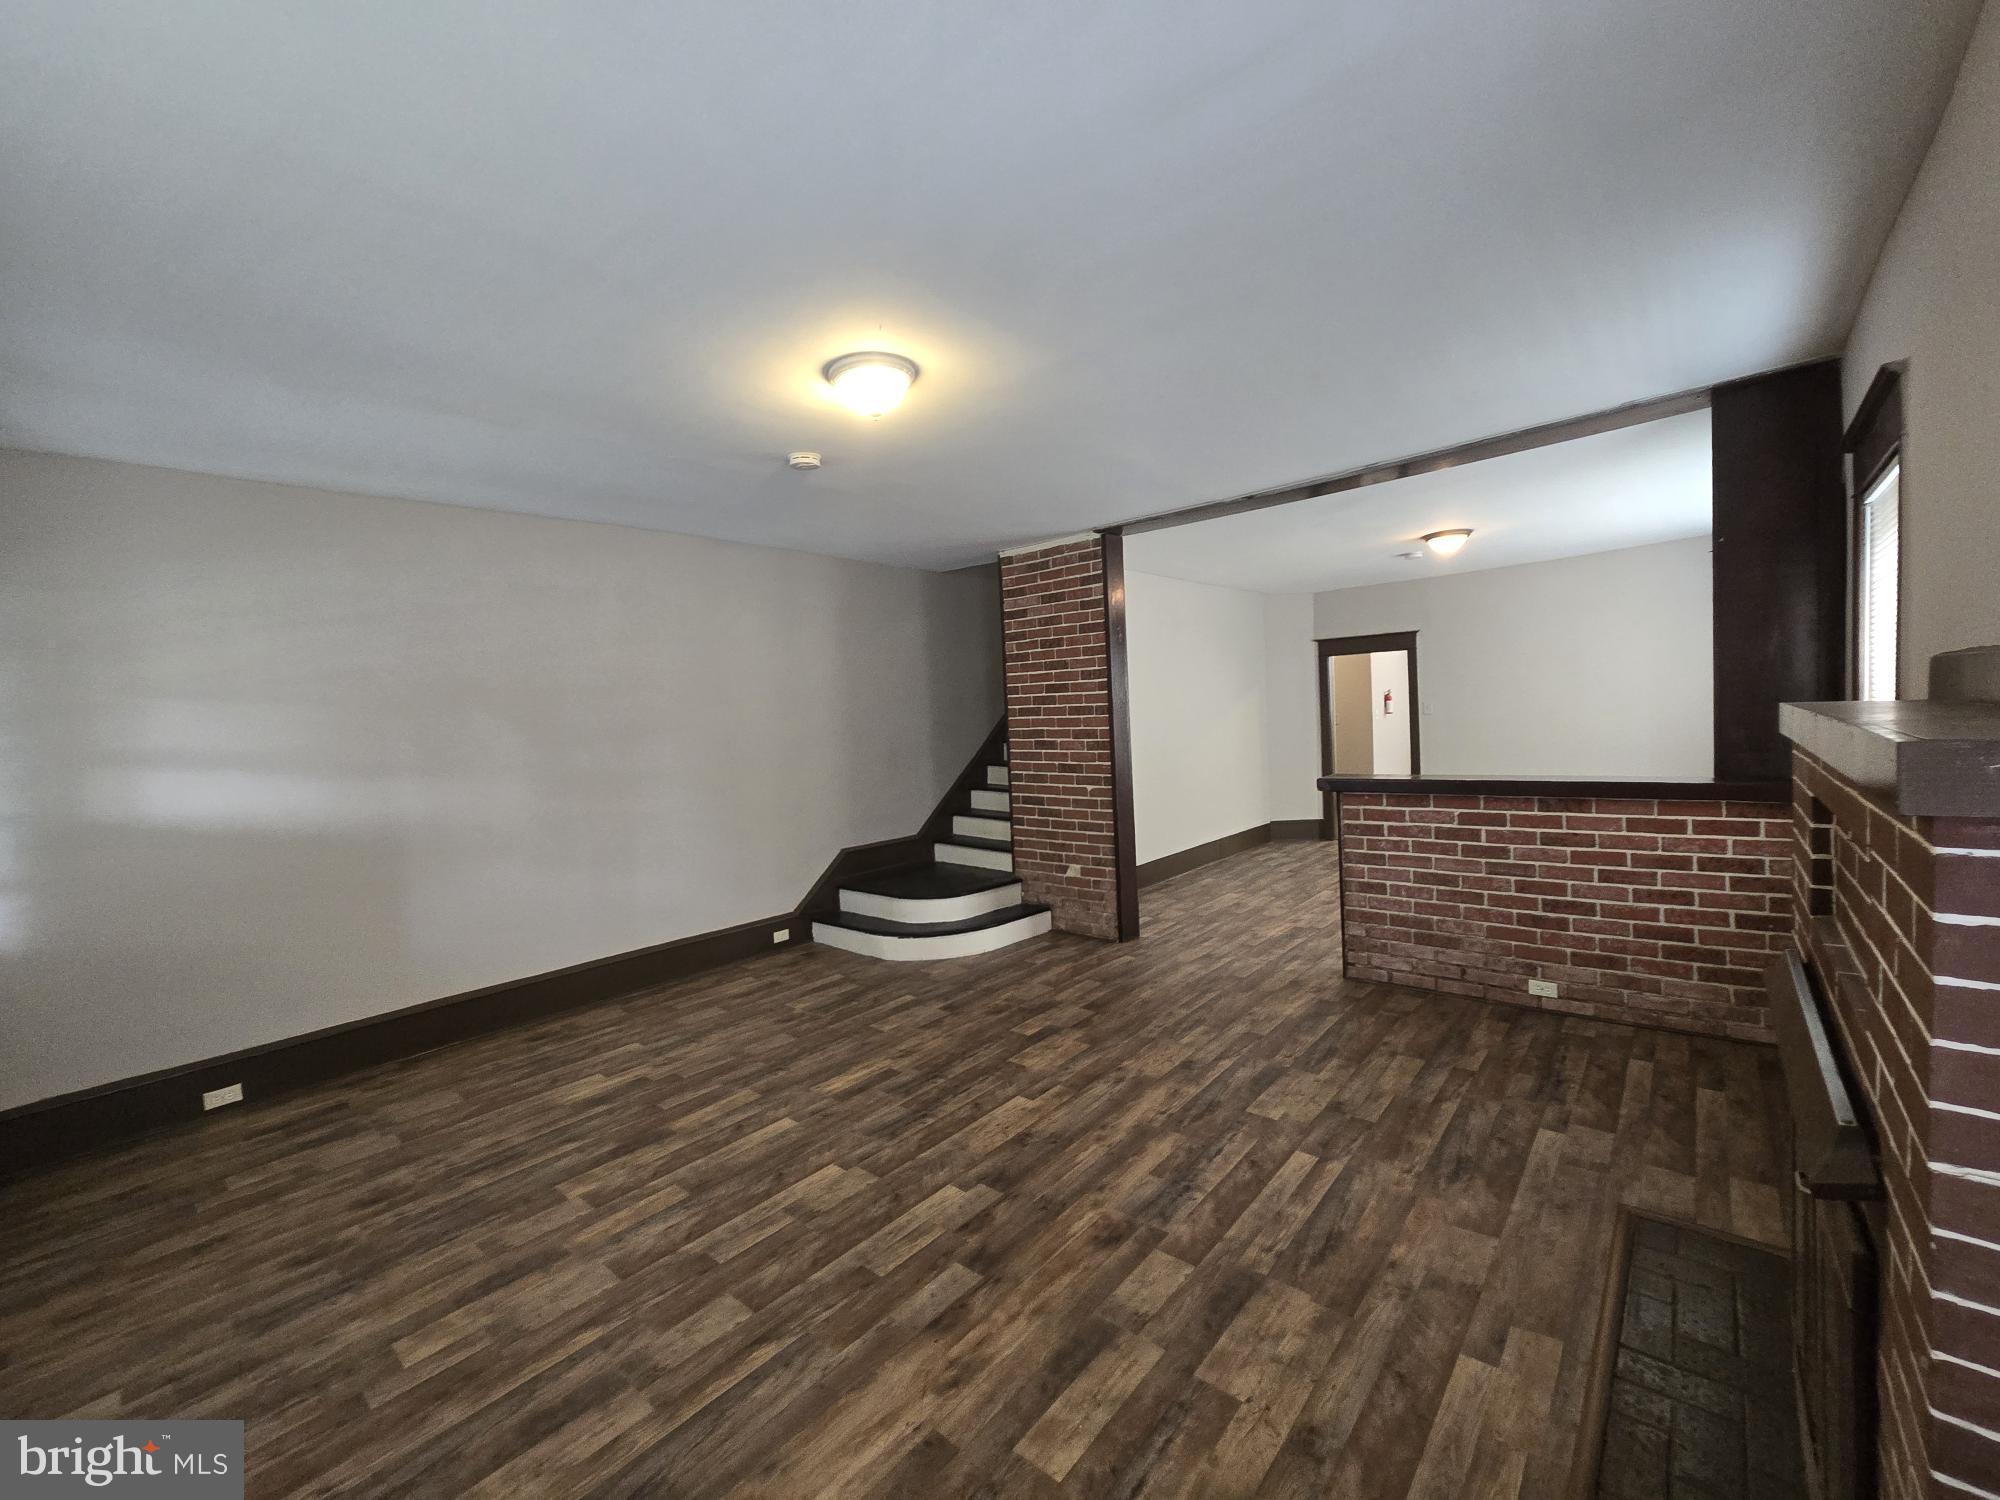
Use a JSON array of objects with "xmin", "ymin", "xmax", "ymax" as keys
[
  {"xmin": 1422, "ymin": 528, "xmax": 1473, "ymax": 557},
  {"xmin": 823, "ymin": 352, "xmax": 919, "ymax": 419}
]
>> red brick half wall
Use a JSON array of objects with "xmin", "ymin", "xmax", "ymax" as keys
[
  {"xmin": 999, "ymin": 536, "xmax": 1121, "ymax": 940},
  {"xmin": 1792, "ymin": 748, "xmax": 2000, "ymax": 1498},
  {"xmin": 1340, "ymin": 791, "xmax": 1793, "ymax": 1040}
]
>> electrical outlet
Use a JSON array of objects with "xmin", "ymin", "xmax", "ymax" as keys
[
  {"xmin": 1527, "ymin": 979, "xmax": 1559, "ymax": 999},
  {"xmin": 202, "ymin": 1083, "xmax": 244, "ymax": 1111},
  {"xmin": 772, "ymin": 929, "xmax": 791, "ymax": 944},
  {"xmin": 1067, "ymin": 863, "xmax": 1082, "ymax": 878}
]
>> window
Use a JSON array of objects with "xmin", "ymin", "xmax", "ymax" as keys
[
  {"xmin": 1843, "ymin": 361, "xmax": 1904, "ymax": 700},
  {"xmin": 1857, "ymin": 462, "xmax": 1900, "ymax": 699}
]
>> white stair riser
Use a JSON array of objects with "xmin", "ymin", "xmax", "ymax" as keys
[
  {"xmin": 936, "ymin": 841, "xmax": 1013, "ymax": 872},
  {"xmin": 970, "ymin": 788, "xmax": 1010, "ymax": 813},
  {"xmin": 812, "ymin": 911, "xmax": 1050, "ymax": 962},
  {"xmin": 954, "ymin": 814, "xmax": 1011, "ymax": 842},
  {"xmin": 839, "ymin": 883, "xmax": 1023, "ymax": 924},
  {"xmin": 987, "ymin": 766, "xmax": 1009, "ymax": 787}
]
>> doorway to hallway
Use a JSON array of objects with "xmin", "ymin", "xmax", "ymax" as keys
[{"xmin": 1317, "ymin": 630, "xmax": 1419, "ymax": 834}]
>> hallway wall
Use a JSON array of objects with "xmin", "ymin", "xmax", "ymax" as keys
[
  {"xmin": 1312, "ymin": 539, "xmax": 1713, "ymax": 779},
  {"xmin": 1124, "ymin": 570, "xmax": 1270, "ymax": 864},
  {"xmin": 1125, "ymin": 571, "xmax": 1320, "ymax": 865}
]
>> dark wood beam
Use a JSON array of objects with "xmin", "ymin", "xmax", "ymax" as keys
[
  {"xmin": 1318, "ymin": 774, "xmax": 1790, "ymax": 802},
  {"xmin": 1711, "ymin": 360, "xmax": 1846, "ymax": 782},
  {"xmin": 1113, "ymin": 384, "xmax": 1713, "ymax": 537}
]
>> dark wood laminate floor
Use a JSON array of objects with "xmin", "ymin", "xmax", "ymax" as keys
[{"xmin": 0, "ymin": 842, "xmax": 1790, "ymax": 1498}]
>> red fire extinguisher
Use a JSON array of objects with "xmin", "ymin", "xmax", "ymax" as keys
[{"xmin": 1383, "ymin": 689, "xmax": 1394, "ymax": 716}]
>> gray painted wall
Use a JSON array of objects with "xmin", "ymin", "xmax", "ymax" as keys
[
  {"xmin": 1125, "ymin": 570, "xmax": 1272, "ymax": 864},
  {"xmin": 1262, "ymin": 592, "xmax": 1322, "ymax": 825},
  {"xmin": 1844, "ymin": 4, "xmax": 2000, "ymax": 693},
  {"xmin": 0, "ymin": 449, "xmax": 1001, "ymax": 1109},
  {"xmin": 1312, "ymin": 538, "xmax": 1714, "ymax": 779}
]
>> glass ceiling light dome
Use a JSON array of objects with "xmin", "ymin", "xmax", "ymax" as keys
[
  {"xmin": 1422, "ymin": 528, "xmax": 1473, "ymax": 556},
  {"xmin": 823, "ymin": 352, "xmax": 919, "ymax": 418}
]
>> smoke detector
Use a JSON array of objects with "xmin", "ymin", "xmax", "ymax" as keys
[{"xmin": 787, "ymin": 451, "xmax": 822, "ymax": 471}]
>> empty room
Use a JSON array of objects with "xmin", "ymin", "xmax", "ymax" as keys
[{"xmin": 4, "ymin": 3, "xmax": 2000, "ymax": 1496}]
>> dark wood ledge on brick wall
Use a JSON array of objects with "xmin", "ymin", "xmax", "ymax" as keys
[
  {"xmin": 1779, "ymin": 698, "xmax": 2000, "ymax": 819},
  {"xmin": 1316, "ymin": 774, "xmax": 1791, "ymax": 803}
]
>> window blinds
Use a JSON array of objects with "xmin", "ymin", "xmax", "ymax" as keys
[{"xmin": 1859, "ymin": 465, "xmax": 1900, "ymax": 700}]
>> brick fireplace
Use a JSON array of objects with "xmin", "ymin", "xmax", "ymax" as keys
[{"xmin": 1783, "ymin": 703, "xmax": 2000, "ymax": 1499}]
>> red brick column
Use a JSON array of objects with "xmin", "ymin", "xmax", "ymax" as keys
[
  {"xmin": 998, "ymin": 536, "xmax": 1121, "ymax": 940},
  {"xmin": 1793, "ymin": 749, "xmax": 2000, "ymax": 1499},
  {"xmin": 1339, "ymin": 790, "xmax": 1793, "ymax": 1039}
]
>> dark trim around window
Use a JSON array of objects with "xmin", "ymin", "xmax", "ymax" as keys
[
  {"xmin": 1844, "ymin": 362, "xmax": 1905, "ymax": 497},
  {"xmin": 1843, "ymin": 361, "xmax": 1906, "ymax": 698}
]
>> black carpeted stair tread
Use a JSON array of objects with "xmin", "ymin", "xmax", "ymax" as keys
[
  {"xmin": 815, "ymin": 903, "xmax": 1048, "ymax": 939},
  {"xmin": 842, "ymin": 865, "xmax": 1019, "ymax": 900}
]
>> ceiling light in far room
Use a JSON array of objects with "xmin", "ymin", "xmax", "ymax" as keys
[
  {"xmin": 1422, "ymin": 528, "xmax": 1473, "ymax": 557},
  {"xmin": 823, "ymin": 352, "xmax": 919, "ymax": 419}
]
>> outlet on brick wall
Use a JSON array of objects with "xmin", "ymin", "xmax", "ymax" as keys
[{"xmin": 1338, "ymin": 792, "xmax": 1792, "ymax": 1040}]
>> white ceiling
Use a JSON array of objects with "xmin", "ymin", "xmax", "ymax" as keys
[
  {"xmin": 0, "ymin": 2, "xmax": 1981, "ymax": 570},
  {"xmin": 1125, "ymin": 408, "xmax": 1712, "ymax": 594}
]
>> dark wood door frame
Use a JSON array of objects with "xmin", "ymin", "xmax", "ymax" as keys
[
  {"xmin": 1101, "ymin": 531, "xmax": 1141, "ymax": 941},
  {"xmin": 1316, "ymin": 631, "xmax": 1421, "ymax": 838}
]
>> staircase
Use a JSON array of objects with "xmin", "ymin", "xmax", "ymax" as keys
[{"xmin": 811, "ymin": 741, "xmax": 1053, "ymax": 960}]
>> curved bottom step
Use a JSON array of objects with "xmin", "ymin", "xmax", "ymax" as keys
[
  {"xmin": 812, "ymin": 905, "xmax": 1051, "ymax": 961},
  {"xmin": 838, "ymin": 865, "xmax": 1023, "ymax": 924}
]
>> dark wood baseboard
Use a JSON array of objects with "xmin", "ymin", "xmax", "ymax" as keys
[
  {"xmin": 0, "ymin": 911, "xmax": 806, "ymax": 1178},
  {"xmin": 1268, "ymin": 819, "xmax": 1323, "ymax": 841},
  {"xmin": 1138, "ymin": 824, "xmax": 1272, "ymax": 889},
  {"xmin": 9, "ymin": 718, "xmax": 1018, "ymax": 1178},
  {"xmin": 1138, "ymin": 821, "xmax": 1333, "ymax": 889}
]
